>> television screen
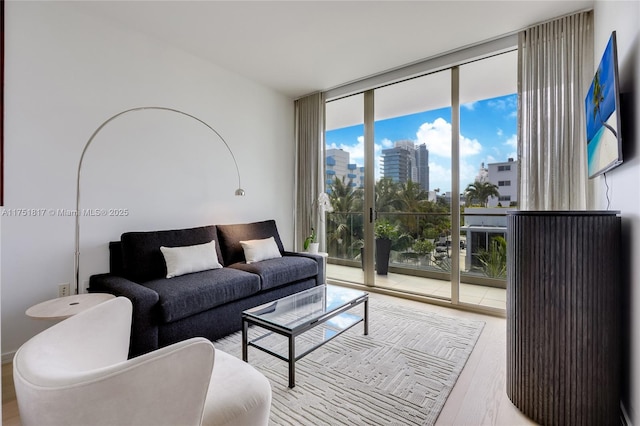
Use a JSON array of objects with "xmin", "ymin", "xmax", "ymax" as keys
[{"xmin": 585, "ymin": 31, "xmax": 623, "ymax": 178}]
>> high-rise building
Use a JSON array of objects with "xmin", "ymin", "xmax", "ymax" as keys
[
  {"xmin": 381, "ymin": 140, "xmax": 429, "ymax": 191},
  {"xmin": 416, "ymin": 143, "xmax": 429, "ymax": 191},
  {"xmin": 325, "ymin": 148, "xmax": 364, "ymax": 191}
]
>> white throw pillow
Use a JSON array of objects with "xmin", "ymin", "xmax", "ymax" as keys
[
  {"xmin": 240, "ymin": 237, "xmax": 282, "ymax": 264},
  {"xmin": 160, "ymin": 240, "xmax": 223, "ymax": 278}
]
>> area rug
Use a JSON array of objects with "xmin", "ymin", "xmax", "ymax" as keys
[{"xmin": 214, "ymin": 299, "xmax": 485, "ymax": 426}]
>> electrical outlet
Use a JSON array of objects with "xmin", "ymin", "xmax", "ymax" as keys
[{"xmin": 58, "ymin": 283, "xmax": 70, "ymax": 298}]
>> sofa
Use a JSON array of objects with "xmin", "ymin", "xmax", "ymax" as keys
[{"xmin": 89, "ymin": 220, "xmax": 324, "ymax": 357}]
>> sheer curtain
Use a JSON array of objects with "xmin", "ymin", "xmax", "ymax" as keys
[
  {"xmin": 294, "ymin": 92, "xmax": 325, "ymax": 251},
  {"xmin": 518, "ymin": 11, "xmax": 594, "ymax": 210}
]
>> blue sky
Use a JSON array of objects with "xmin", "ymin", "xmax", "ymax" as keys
[{"xmin": 326, "ymin": 93, "xmax": 518, "ymax": 194}]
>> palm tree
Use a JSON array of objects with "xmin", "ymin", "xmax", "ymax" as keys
[
  {"xmin": 375, "ymin": 178, "xmax": 398, "ymax": 213},
  {"xmin": 394, "ymin": 180, "xmax": 429, "ymax": 239},
  {"xmin": 592, "ymin": 68, "xmax": 618, "ymax": 138},
  {"xmin": 464, "ymin": 180, "xmax": 500, "ymax": 207},
  {"xmin": 326, "ymin": 177, "xmax": 363, "ymax": 258}
]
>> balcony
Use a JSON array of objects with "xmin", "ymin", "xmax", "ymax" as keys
[{"xmin": 324, "ymin": 209, "xmax": 508, "ymax": 312}]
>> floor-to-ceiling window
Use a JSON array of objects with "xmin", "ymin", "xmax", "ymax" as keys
[
  {"xmin": 325, "ymin": 94, "xmax": 366, "ymax": 286},
  {"xmin": 458, "ymin": 51, "xmax": 518, "ymax": 309},
  {"xmin": 324, "ymin": 46, "xmax": 517, "ymax": 314},
  {"xmin": 372, "ymin": 71, "xmax": 453, "ymax": 300}
]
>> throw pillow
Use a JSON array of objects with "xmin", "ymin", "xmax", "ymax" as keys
[
  {"xmin": 160, "ymin": 240, "xmax": 223, "ymax": 278},
  {"xmin": 240, "ymin": 237, "xmax": 282, "ymax": 264}
]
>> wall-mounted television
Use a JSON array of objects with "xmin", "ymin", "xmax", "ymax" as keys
[{"xmin": 585, "ymin": 31, "xmax": 623, "ymax": 179}]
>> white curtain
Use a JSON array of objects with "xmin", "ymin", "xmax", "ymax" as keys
[
  {"xmin": 518, "ymin": 11, "xmax": 594, "ymax": 210},
  {"xmin": 294, "ymin": 92, "xmax": 325, "ymax": 251}
]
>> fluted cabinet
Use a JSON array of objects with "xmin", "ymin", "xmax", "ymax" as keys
[{"xmin": 506, "ymin": 211, "xmax": 620, "ymax": 426}]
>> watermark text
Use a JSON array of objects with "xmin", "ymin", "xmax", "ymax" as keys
[{"xmin": 1, "ymin": 208, "xmax": 130, "ymax": 217}]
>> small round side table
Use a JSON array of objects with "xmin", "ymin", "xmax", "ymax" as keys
[{"xmin": 26, "ymin": 293, "xmax": 115, "ymax": 320}]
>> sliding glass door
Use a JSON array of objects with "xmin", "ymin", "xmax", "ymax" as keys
[
  {"xmin": 372, "ymin": 71, "xmax": 453, "ymax": 299},
  {"xmin": 324, "ymin": 49, "xmax": 517, "ymax": 313}
]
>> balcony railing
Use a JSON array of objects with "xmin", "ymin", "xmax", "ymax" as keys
[{"xmin": 325, "ymin": 209, "xmax": 508, "ymax": 289}]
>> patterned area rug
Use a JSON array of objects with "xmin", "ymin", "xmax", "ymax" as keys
[{"xmin": 214, "ymin": 298, "xmax": 485, "ymax": 426}]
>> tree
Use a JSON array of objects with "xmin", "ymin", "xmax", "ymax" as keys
[
  {"xmin": 394, "ymin": 180, "xmax": 429, "ymax": 239},
  {"xmin": 326, "ymin": 177, "xmax": 363, "ymax": 258},
  {"xmin": 592, "ymin": 68, "xmax": 618, "ymax": 138},
  {"xmin": 464, "ymin": 180, "xmax": 500, "ymax": 207},
  {"xmin": 375, "ymin": 178, "xmax": 399, "ymax": 213}
]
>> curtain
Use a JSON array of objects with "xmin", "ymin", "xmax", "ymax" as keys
[
  {"xmin": 294, "ymin": 92, "xmax": 325, "ymax": 251},
  {"xmin": 518, "ymin": 11, "xmax": 594, "ymax": 210}
]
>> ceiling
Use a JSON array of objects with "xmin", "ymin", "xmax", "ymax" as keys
[{"xmin": 69, "ymin": 0, "xmax": 594, "ymax": 100}]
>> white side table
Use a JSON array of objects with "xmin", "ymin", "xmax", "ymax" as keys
[{"xmin": 26, "ymin": 293, "xmax": 115, "ymax": 320}]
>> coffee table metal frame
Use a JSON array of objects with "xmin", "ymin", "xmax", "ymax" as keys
[{"xmin": 242, "ymin": 285, "xmax": 368, "ymax": 388}]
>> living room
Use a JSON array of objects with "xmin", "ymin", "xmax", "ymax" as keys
[{"xmin": 1, "ymin": 1, "xmax": 639, "ymax": 425}]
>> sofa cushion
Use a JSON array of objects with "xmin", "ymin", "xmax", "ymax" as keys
[
  {"xmin": 120, "ymin": 225, "xmax": 223, "ymax": 283},
  {"xmin": 143, "ymin": 268, "xmax": 260, "ymax": 323},
  {"xmin": 217, "ymin": 220, "xmax": 285, "ymax": 266},
  {"xmin": 230, "ymin": 256, "xmax": 318, "ymax": 291},
  {"xmin": 240, "ymin": 237, "xmax": 282, "ymax": 264},
  {"xmin": 161, "ymin": 240, "xmax": 223, "ymax": 278}
]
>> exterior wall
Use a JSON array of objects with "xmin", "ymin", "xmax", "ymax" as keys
[
  {"xmin": 326, "ymin": 148, "xmax": 350, "ymax": 186},
  {"xmin": 487, "ymin": 159, "xmax": 518, "ymax": 207}
]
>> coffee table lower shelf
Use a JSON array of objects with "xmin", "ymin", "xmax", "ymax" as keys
[{"xmin": 242, "ymin": 291, "xmax": 368, "ymax": 388}]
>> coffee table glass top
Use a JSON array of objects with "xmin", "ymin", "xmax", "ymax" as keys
[{"xmin": 243, "ymin": 284, "xmax": 366, "ymax": 332}]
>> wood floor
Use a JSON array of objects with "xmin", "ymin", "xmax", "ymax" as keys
[{"xmin": 1, "ymin": 291, "xmax": 534, "ymax": 426}]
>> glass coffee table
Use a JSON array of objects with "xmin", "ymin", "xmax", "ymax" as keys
[{"xmin": 242, "ymin": 284, "xmax": 368, "ymax": 388}]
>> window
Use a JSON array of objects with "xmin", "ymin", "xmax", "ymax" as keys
[{"xmin": 325, "ymin": 45, "xmax": 517, "ymax": 313}]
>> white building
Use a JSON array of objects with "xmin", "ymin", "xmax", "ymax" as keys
[
  {"xmin": 487, "ymin": 158, "xmax": 518, "ymax": 207},
  {"xmin": 326, "ymin": 148, "xmax": 364, "ymax": 189}
]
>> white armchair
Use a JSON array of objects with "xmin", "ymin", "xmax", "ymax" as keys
[{"xmin": 13, "ymin": 297, "xmax": 271, "ymax": 426}]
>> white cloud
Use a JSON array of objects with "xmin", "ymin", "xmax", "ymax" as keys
[
  {"xmin": 488, "ymin": 95, "xmax": 517, "ymax": 111},
  {"xmin": 428, "ymin": 162, "xmax": 451, "ymax": 193},
  {"xmin": 460, "ymin": 160, "xmax": 480, "ymax": 187},
  {"xmin": 326, "ymin": 135, "xmax": 365, "ymax": 167},
  {"xmin": 416, "ymin": 118, "xmax": 482, "ymax": 159},
  {"xmin": 462, "ymin": 102, "xmax": 477, "ymax": 111},
  {"xmin": 380, "ymin": 138, "xmax": 394, "ymax": 149},
  {"xmin": 505, "ymin": 134, "xmax": 517, "ymax": 148},
  {"xmin": 497, "ymin": 128, "xmax": 503, "ymax": 137},
  {"xmin": 427, "ymin": 160, "xmax": 482, "ymax": 194}
]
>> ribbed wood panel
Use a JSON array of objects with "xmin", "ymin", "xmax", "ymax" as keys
[{"xmin": 506, "ymin": 211, "xmax": 620, "ymax": 426}]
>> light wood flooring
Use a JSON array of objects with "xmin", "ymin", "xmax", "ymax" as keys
[{"xmin": 2, "ymin": 290, "xmax": 534, "ymax": 426}]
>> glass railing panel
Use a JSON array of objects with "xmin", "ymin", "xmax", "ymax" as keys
[{"xmin": 325, "ymin": 209, "xmax": 507, "ymax": 310}]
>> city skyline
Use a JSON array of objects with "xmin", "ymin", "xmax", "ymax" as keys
[{"xmin": 325, "ymin": 93, "xmax": 518, "ymax": 194}]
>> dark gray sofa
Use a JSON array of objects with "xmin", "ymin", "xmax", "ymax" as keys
[{"xmin": 89, "ymin": 220, "xmax": 324, "ymax": 357}]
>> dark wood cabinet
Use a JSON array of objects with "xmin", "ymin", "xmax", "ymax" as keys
[{"xmin": 506, "ymin": 210, "xmax": 621, "ymax": 425}]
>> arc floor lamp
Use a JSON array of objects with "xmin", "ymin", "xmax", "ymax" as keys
[{"xmin": 74, "ymin": 106, "xmax": 245, "ymax": 295}]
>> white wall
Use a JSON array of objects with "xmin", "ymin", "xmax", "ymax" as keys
[
  {"xmin": 593, "ymin": 0, "xmax": 640, "ymax": 422},
  {"xmin": 1, "ymin": 2, "xmax": 295, "ymax": 359}
]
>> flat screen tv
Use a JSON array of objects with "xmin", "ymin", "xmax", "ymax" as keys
[{"xmin": 585, "ymin": 31, "xmax": 623, "ymax": 178}]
